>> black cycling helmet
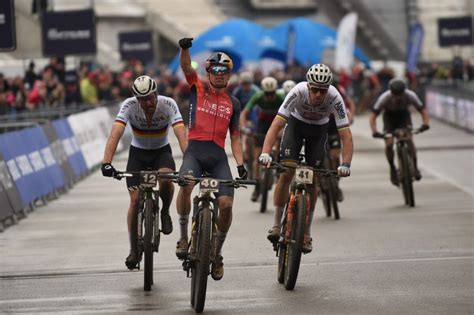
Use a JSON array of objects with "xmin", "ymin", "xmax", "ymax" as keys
[
  {"xmin": 389, "ymin": 78, "xmax": 406, "ymax": 95},
  {"xmin": 205, "ymin": 52, "xmax": 233, "ymax": 73}
]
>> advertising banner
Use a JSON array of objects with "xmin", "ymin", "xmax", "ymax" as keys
[
  {"xmin": 0, "ymin": 0, "xmax": 16, "ymax": 51},
  {"xmin": 335, "ymin": 12, "xmax": 358, "ymax": 73},
  {"xmin": 119, "ymin": 31, "xmax": 154, "ymax": 62},
  {"xmin": 41, "ymin": 9, "xmax": 97, "ymax": 56},
  {"xmin": 52, "ymin": 118, "xmax": 87, "ymax": 177},
  {"xmin": 438, "ymin": 16, "xmax": 473, "ymax": 47},
  {"xmin": 406, "ymin": 23, "xmax": 424, "ymax": 72},
  {"xmin": 42, "ymin": 122, "xmax": 75, "ymax": 184},
  {"xmin": 67, "ymin": 107, "xmax": 115, "ymax": 170}
]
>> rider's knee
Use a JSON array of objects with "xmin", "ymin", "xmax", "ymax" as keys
[{"xmin": 218, "ymin": 197, "xmax": 233, "ymax": 212}]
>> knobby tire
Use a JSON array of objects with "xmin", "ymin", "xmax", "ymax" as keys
[
  {"xmin": 143, "ymin": 198, "xmax": 154, "ymax": 291},
  {"xmin": 192, "ymin": 207, "xmax": 211, "ymax": 313},
  {"xmin": 284, "ymin": 194, "xmax": 306, "ymax": 290}
]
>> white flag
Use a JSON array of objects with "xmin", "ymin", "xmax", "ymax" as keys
[{"xmin": 335, "ymin": 12, "xmax": 358, "ymax": 73}]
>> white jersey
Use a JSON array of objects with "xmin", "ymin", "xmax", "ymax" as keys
[
  {"xmin": 372, "ymin": 89, "xmax": 423, "ymax": 114},
  {"xmin": 115, "ymin": 95, "xmax": 183, "ymax": 150},
  {"xmin": 277, "ymin": 82, "xmax": 350, "ymax": 128}
]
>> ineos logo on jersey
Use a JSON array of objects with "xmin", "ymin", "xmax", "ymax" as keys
[{"xmin": 199, "ymin": 99, "xmax": 231, "ymax": 120}]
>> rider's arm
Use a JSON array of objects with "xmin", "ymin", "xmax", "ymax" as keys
[
  {"xmin": 230, "ymin": 134, "xmax": 244, "ymax": 166},
  {"xmin": 239, "ymin": 107, "xmax": 250, "ymax": 129},
  {"xmin": 102, "ymin": 123, "xmax": 125, "ymax": 164},
  {"xmin": 419, "ymin": 107, "xmax": 430, "ymax": 126},
  {"xmin": 180, "ymin": 45, "xmax": 194, "ymax": 76},
  {"xmin": 338, "ymin": 127, "xmax": 353, "ymax": 166},
  {"xmin": 369, "ymin": 111, "xmax": 379, "ymax": 134},
  {"xmin": 262, "ymin": 115, "xmax": 286, "ymax": 154},
  {"xmin": 173, "ymin": 123, "xmax": 188, "ymax": 154}
]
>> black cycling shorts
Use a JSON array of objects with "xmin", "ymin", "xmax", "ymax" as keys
[
  {"xmin": 383, "ymin": 110, "xmax": 412, "ymax": 133},
  {"xmin": 179, "ymin": 141, "xmax": 234, "ymax": 198},
  {"xmin": 279, "ymin": 115, "xmax": 328, "ymax": 168},
  {"xmin": 126, "ymin": 144, "xmax": 175, "ymax": 190}
]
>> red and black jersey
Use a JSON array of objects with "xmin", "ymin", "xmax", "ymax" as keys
[{"xmin": 185, "ymin": 71, "xmax": 241, "ymax": 149}]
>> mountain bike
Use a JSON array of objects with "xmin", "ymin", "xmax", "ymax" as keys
[
  {"xmin": 374, "ymin": 127, "xmax": 422, "ymax": 207},
  {"xmin": 114, "ymin": 170, "xmax": 174, "ymax": 291},
  {"xmin": 270, "ymin": 161, "xmax": 337, "ymax": 290},
  {"xmin": 161, "ymin": 173, "xmax": 256, "ymax": 313}
]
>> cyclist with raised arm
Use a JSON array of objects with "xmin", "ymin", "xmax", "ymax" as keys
[
  {"xmin": 101, "ymin": 75, "xmax": 188, "ymax": 270},
  {"xmin": 176, "ymin": 38, "xmax": 247, "ymax": 281},
  {"xmin": 369, "ymin": 78, "xmax": 430, "ymax": 186},
  {"xmin": 240, "ymin": 76, "xmax": 285, "ymax": 201},
  {"xmin": 259, "ymin": 64, "xmax": 353, "ymax": 253}
]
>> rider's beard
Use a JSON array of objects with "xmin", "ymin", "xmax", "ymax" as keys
[{"xmin": 209, "ymin": 75, "xmax": 228, "ymax": 90}]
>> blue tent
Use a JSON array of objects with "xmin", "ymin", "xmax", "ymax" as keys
[
  {"xmin": 263, "ymin": 17, "xmax": 371, "ymax": 68},
  {"xmin": 168, "ymin": 17, "xmax": 371, "ymax": 73},
  {"xmin": 168, "ymin": 19, "xmax": 265, "ymax": 73}
]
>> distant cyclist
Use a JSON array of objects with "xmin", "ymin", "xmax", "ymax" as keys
[
  {"xmin": 326, "ymin": 72, "xmax": 356, "ymax": 201},
  {"xmin": 101, "ymin": 75, "xmax": 188, "ymax": 270},
  {"xmin": 176, "ymin": 38, "xmax": 247, "ymax": 281},
  {"xmin": 233, "ymin": 71, "xmax": 260, "ymax": 177},
  {"xmin": 369, "ymin": 78, "xmax": 430, "ymax": 186},
  {"xmin": 259, "ymin": 64, "xmax": 353, "ymax": 253},
  {"xmin": 240, "ymin": 76, "xmax": 285, "ymax": 201},
  {"xmin": 278, "ymin": 79, "xmax": 296, "ymax": 97}
]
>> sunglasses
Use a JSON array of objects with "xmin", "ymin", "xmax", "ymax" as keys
[{"xmin": 209, "ymin": 66, "xmax": 230, "ymax": 75}]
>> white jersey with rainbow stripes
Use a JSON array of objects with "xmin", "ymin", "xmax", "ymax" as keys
[{"xmin": 115, "ymin": 96, "xmax": 184, "ymax": 150}]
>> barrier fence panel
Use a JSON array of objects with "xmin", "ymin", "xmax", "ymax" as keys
[
  {"xmin": 43, "ymin": 122, "xmax": 76, "ymax": 185},
  {"xmin": 0, "ymin": 152, "xmax": 23, "ymax": 215},
  {"xmin": 0, "ymin": 154, "xmax": 14, "ymax": 221},
  {"xmin": 52, "ymin": 118, "xmax": 87, "ymax": 178}
]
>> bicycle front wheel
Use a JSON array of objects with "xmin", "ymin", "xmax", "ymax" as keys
[
  {"xmin": 400, "ymin": 146, "xmax": 415, "ymax": 207},
  {"xmin": 284, "ymin": 194, "xmax": 306, "ymax": 290},
  {"xmin": 260, "ymin": 167, "xmax": 272, "ymax": 213},
  {"xmin": 143, "ymin": 198, "xmax": 154, "ymax": 291},
  {"xmin": 320, "ymin": 179, "xmax": 331, "ymax": 218},
  {"xmin": 329, "ymin": 178, "xmax": 340, "ymax": 220},
  {"xmin": 191, "ymin": 207, "xmax": 212, "ymax": 313}
]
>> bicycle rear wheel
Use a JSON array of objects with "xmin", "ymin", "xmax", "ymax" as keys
[
  {"xmin": 400, "ymin": 146, "xmax": 415, "ymax": 207},
  {"xmin": 191, "ymin": 207, "xmax": 212, "ymax": 313},
  {"xmin": 284, "ymin": 194, "xmax": 306, "ymax": 290},
  {"xmin": 143, "ymin": 198, "xmax": 154, "ymax": 291}
]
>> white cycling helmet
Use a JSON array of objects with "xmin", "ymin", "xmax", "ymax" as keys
[
  {"xmin": 132, "ymin": 75, "xmax": 157, "ymax": 98},
  {"xmin": 239, "ymin": 71, "xmax": 253, "ymax": 84},
  {"xmin": 282, "ymin": 80, "xmax": 296, "ymax": 94},
  {"xmin": 306, "ymin": 63, "xmax": 333, "ymax": 89},
  {"xmin": 261, "ymin": 76, "xmax": 278, "ymax": 92}
]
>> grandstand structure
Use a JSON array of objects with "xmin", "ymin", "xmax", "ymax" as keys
[{"xmin": 0, "ymin": 0, "xmax": 472, "ymax": 73}]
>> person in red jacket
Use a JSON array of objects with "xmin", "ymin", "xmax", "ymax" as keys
[{"xmin": 175, "ymin": 38, "xmax": 247, "ymax": 281}]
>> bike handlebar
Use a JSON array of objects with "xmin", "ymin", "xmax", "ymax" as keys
[
  {"xmin": 113, "ymin": 170, "xmax": 179, "ymax": 180},
  {"xmin": 269, "ymin": 162, "xmax": 338, "ymax": 177},
  {"xmin": 157, "ymin": 173, "xmax": 257, "ymax": 188},
  {"xmin": 374, "ymin": 127, "xmax": 423, "ymax": 139}
]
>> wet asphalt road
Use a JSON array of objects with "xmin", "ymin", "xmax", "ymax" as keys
[{"xmin": 1, "ymin": 116, "xmax": 472, "ymax": 314}]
